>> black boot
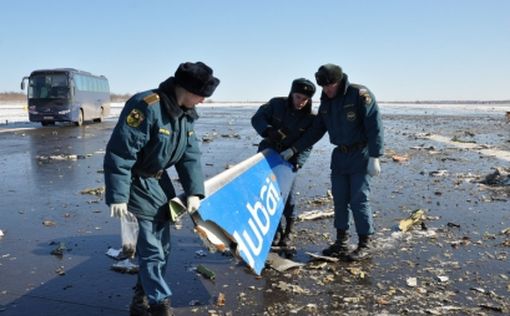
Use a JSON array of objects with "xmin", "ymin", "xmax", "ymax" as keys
[
  {"xmin": 322, "ymin": 229, "xmax": 349, "ymax": 258},
  {"xmin": 278, "ymin": 215, "xmax": 295, "ymax": 247},
  {"xmin": 148, "ymin": 298, "xmax": 173, "ymax": 316},
  {"xmin": 129, "ymin": 284, "xmax": 149, "ymax": 316},
  {"xmin": 348, "ymin": 235, "xmax": 372, "ymax": 261}
]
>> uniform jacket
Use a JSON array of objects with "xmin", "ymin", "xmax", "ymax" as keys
[
  {"xmin": 292, "ymin": 75, "xmax": 384, "ymax": 174},
  {"xmin": 104, "ymin": 78, "xmax": 204, "ymax": 220},
  {"xmin": 251, "ymin": 97, "xmax": 315, "ymax": 168}
]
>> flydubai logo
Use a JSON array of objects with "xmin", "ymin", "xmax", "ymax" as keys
[{"xmin": 232, "ymin": 174, "xmax": 281, "ymax": 268}]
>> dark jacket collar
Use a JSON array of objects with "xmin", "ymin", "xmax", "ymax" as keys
[{"xmin": 157, "ymin": 77, "xmax": 199, "ymax": 120}]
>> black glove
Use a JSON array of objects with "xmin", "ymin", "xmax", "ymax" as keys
[{"xmin": 266, "ymin": 127, "xmax": 285, "ymax": 143}]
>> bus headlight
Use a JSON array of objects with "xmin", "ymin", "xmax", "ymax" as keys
[{"xmin": 58, "ymin": 109, "xmax": 71, "ymax": 115}]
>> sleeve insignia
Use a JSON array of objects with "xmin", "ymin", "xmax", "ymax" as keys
[
  {"xmin": 159, "ymin": 128, "xmax": 171, "ymax": 136},
  {"xmin": 126, "ymin": 108, "xmax": 145, "ymax": 128},
  {"xmin": 143, "ymin": 93, "xmax": 160, "ymax": 106},
  {"xmin": 346, "ymin": 111, "xmax": 357, "ymax": 121},
  {"xmin": 359, "ymin": 88, "xmax": 372, "ymax": 105}
]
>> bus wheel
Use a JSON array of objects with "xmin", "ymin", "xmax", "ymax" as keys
[
  {"xmin": 93, "ymin": 107, "xmax": 104, "ymax": 123},
  {"xmin": 75, "ymin": 109, "xmax": 84, "ymax": 126}
]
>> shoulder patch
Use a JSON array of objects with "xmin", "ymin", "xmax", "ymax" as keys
[
  {"xmin": 359, "ymin": 88, "xmax": 372, "ymax": 105},
  {"xmin": 126, "ymin": 108, "xmax": 145, "ymax": 128},
  {"xmin": 143, "ymin": 93, "xmax": 160, "ymax": 106}
]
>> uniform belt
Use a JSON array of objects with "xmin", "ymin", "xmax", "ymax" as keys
[
  {"xmin": 132, "ymin": 169, "xmax": 164, "ymax": 180},
  {"xmin": 337, "ymin": 142, "xmax": 367, "ymax": 153}
]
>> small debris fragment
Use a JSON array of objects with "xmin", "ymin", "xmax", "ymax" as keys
[
  {"xmin": 216, "ymin": 292, "xmax": 225, "ymax": 307},
  {"xmin": 50, "ymin": 242, "xmax": 66, "ymax": 256},
  {"xmin": 80, "ymin": 187, "xmax": 105, "ymax": 196},
  {"xmin": 111, "ymin": 259, "xmax": 139, "ymax": 274},
  {"xmin": 42, "ymin": 220, "xmax": 56, "ymax": 227},
  {"xmin": 297, "ymin": 209, "xmax": 334, "ymax": 221},
  {"xmin": 399, "ymin": 209, "xmax": 426, "ymax": 232},
  {"xmin": 406, "ymin": 277, "xmax": 417, "ymax": 287},
  {"xmin": 196, "ymin": 264, "xmax": 216, "ymax": 280}
]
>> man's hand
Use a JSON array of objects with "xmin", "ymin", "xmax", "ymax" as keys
[
  {"xmin": 280, "ymin": 148, "xmax": 295, "ymax": 160},
  {"xmin": 186, "ymin": 195, "xmax": 201, "ymax": 214},
  {"xmin": 110, "ymin": 203, "xmax": 136, "ymax": 221},
  {"xmin": 367, "ymin": 157, "xmax": 381, "ymax": 177}
]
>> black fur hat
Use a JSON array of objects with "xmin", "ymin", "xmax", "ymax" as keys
[
  {"xmin": 174, "ymin": 61, "xmax": 220, "ymax": 97},
  {"xmin": 290, "ymin": 78, "xmax": 316, "ymax": 98},
  {"xmin": 315, "ymin": 64, "xmax": 343, "ymax": 86}
]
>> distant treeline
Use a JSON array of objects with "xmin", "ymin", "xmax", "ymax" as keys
[{"xmin": 0, "ymin": 91, "xmax": 508, "ymax": 104}]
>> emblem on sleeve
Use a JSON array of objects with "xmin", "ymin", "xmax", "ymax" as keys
[{"xmin": 126, "ymin": 109, "xmax": 145, "ymax": 128}]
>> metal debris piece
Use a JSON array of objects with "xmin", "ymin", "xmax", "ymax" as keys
[
  {"xmin": 42, "ymin": 220, "xmax": 56, "ymax": 227},
  {"xmin": 399, "ymin": 209, "xmax": 426, "ymax": 232},
  {"xmin": 297, "ymin": 209, "xmax": 334, "ymax": 221},
  {"xmin": 50, "ymin": 242, "xmax": 66, "ymax": 256},
  {"xmin": 305, "ymin": 252, "xmax": 339, "ymax": 262},
  {"xmin": 266, "ymin": 252, "xmax": 304, "ymax": 272},
  {"xmin": 55, "ymin": 266, "xmax": 65, "ymax": 276},
  {"xmin": 429, "ymin": 170, "xmax": 448, "ymax": 177},
  {"xmin": 391, "ymin": 154, "xmax": 409, "ymax": 162},
  {"xmin": 436, "ymin": 275, "xmax": 449, "ymax": 282},
  {"xmin": 273, "ymin": 281, "xmax": 310, "ymax": 294},
  {"xmin": 216, "ymin": 292, "xmax": 225, "ymax": 307},
  {"xmin": 196, "ymin": 264, "xmax": 216, "ymax": 280},
  {"xmin": 36, "ymin": 154, "xmax": 88, "ymax": 161},
  {"xmin": 80, "ymin": 186, "xmax": 105, "ymax": 196},
  {"xmin": 406, "ymin": 277, "xmax": 417, "ymax": 287},
  {"xmin": 111, "ymin": 259, "xmax": 139, "ymax": 274}
]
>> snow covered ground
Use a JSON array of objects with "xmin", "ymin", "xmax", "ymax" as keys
[{"xmin": 0, "ymin": 101, "xmax": 509, "ymax": 125}]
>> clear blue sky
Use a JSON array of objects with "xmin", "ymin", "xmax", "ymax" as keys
[{"xmin": 1, "ymin": 0, "xmax": 509, "ymax": 101}]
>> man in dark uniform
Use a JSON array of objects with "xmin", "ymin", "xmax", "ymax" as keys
[
  {"xmin": 281, "ymin": 64, "xmax": 383, "ymax": 261},
  {"xmin": 251, "ymin": 78, "xmax": 316, "ymax": 249},
  {"xmin": 104, "ymin": 61, "xmax": 219, "ymax": 316}
]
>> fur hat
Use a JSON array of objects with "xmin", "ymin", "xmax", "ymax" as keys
[
  {"xmin": 290, "ymin": 78, "xmax": 316, "ymax": 98},
  {"xmin": 174, "ymin": 61, "xmax": 220, "ymax": 97},
  {"xmin": 315, "ymin": 64, "xmax": 343, "ymax": 86}
]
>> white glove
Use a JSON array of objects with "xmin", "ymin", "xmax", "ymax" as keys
[
  {"xmin": 280, "ymin": 148, "xmax": 295, "ymax": 161},
  {"xmin": 367, "ymin": 157, "xmax": 381, "ymax": 177},
  {"xmin": 110, "ymin": 203, "xmax": 136, "ymax": 222},
  {"xmin": 186, "ymin": 195, "xmax": 201, "ymax": 214}
]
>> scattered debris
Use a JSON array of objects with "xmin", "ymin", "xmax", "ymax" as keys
[
  {"xmin": 266, "ymin": 252, "xmax": 304, "ymax": 272},
  {"xmin": 0, "ymin": 229, "xmax": 4, "ymax": 239},
  {"xmin": 297, "ymin": 209, "xmax": 334, "ymax": 221},
  {"xmin": 399, "ymin": 209, "xmax": 426, "ymax": 232},
  {"xmin": 479, "ymin": 167, "xmax": 510, "ymax": 186},
  {"xmin": 111, "ymin": 259, "xmax": 139, "ymax": 274},
  {"xmin": 273, "ymin": 281, "xmax": 310, "ymax": 294},
  {"xmin": 36, "ymin": 154, "xmax": 89, "ymax": 161},
  {"xmin": 80, "ymin": 186, "xmax": 105, "ymax": 196}
]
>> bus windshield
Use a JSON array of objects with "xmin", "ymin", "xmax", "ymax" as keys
[{"xmin": 29, "ymin": 74, "xmax": 69, "ymax": 99}]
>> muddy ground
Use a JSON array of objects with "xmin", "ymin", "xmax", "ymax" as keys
[{"xmin": 0, "ymin": 106, "xmax": 509, "ymax": 315}]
